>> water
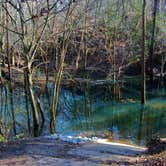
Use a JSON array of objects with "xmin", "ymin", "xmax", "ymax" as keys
[{"xmin": 0, "ymin": 82, "xmax": 165, "ymax": 146}]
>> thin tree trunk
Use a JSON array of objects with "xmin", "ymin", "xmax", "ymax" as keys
[
  {"xmin": 26, "ymin": 67, "xmax": 39, "ymax": 136},
  {"xmin": 0, "ymin": 60, "xmax": 2, "ymax": 82},
  {"xmin": 50, "ymin": 56, "xmax": 64, "ymax": 134},
  {"xmin": 24, "ymin": 73, "xmax": 31, "ymax": 133},
  {"xmin": 50, "ymin": 1, "xmax": 72, "ymax": 133},
  {"xmin": 37, "ymin": 96, "xmax": 45, "ymax": 122},
  {"xmin": 149, "ymin": 0, "xmax": 158, "ymax": 88},
  {"xmin": 141, "ymin": 0, "xmax": 146, "ymax": 104},
  {"xmin": 5, "ymin": 1, "xmax": 16, "ymax": 135},
  {"xmin": 76, "ymin": 30, "xmax": 84, "ymax": 70},
  {"xmin": 112, "ymin": 28, "xmax": 117, "ymax": 100}
]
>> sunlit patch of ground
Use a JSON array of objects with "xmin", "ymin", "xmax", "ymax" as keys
[
  {"xmin": 0, "ymin": 136, "xmax": 165, "ymax": 165},
  {"xmin": 0, "ymin": 136, "xmax": 147, "ymax": 166}
]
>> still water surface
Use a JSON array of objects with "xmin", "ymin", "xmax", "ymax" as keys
[{"xmin": 0, "ymin": 83, "xmax": 165, "ymax": 146}]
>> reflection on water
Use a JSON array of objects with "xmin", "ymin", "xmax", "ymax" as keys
[{"xmin": 0, "ymin": 83, "xmax": 165, "ymax": 146}]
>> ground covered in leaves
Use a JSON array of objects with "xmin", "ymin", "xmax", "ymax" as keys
[{"xmin": 0, "ymin": 137, "xmax": 165, "ymax": 165}]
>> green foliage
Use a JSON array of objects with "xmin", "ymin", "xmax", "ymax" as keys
[
  {"xmin": 106, "ymin": 0, "xmax": 165, "ymax": 64},
  {"xmin": 109, "ymin": 14, "xmax": 122, "ymax": 30},
  {"xmin": 0, "ymin": 119, "xmax": 8, "ymax": 142},
  {"xmin": 0, "ymin": 135, "xmax": 6, "ymax": 142},
  {"xmin": 156, "ymin": 15, "xmax": 166, "ymax": 33},
  {"xmin": 128, "ymin": 55, "xmax": 140, "ymax": 64},
  {"xmin": 135, "ymin": 0, "xmax": 143, "ymax": 13}
]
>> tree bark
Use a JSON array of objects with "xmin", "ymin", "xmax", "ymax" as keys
[
  {"xmin": 141, "ymin": 0, "xmax": 146, "ymax": 104},
  {"xmin": 149, "ymin": 0, "xmax": 158, "ymax": 88},
  {"xmin": 26, "ymin": 67, "xmax": 39, "ymax": 136},
  {"xmin": 5, "ymin": 1, "xmax": 16, "ymax": 135}
]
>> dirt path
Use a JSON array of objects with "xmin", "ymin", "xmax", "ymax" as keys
[{"xmin": 0, "ymin": 137, "xmax": 147, "ymax": 166}]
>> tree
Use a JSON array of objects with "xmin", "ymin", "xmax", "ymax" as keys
[
  {"xmin": 149, "ymin": 0, "xmax": 158, "ymax": 88},
  {"xmin": 141, "ymin": 0, "xmax": 146, "ymax": 104}
]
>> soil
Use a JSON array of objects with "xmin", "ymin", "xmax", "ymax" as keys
[{"xmin": 0, "ymin": 137, "xmax": 165, "ymax": 166}]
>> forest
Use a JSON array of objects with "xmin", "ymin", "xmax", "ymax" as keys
[{"xmin": 0, "ymin": 0, "xmax": 166, "ymax": 165}]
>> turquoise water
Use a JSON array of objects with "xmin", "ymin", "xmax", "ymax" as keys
[{"xmin": 0, "ymin": 84, "xmax": 165, "ymax": 146}]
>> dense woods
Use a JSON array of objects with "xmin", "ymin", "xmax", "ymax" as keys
[
  {"xmin": 0, "ymin": 0, "xmax": 165, "ymax": 165},
  {"xmin": 0, "ymin": 0, "xmax": 165, "ymax": 152}
]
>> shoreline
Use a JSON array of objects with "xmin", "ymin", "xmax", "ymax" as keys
[
  {"xmin": 0, "ymin": 136, "xmax": 146, "ymax": 165},
  {"xmin": 0, "ymin": 135, "xmax": 165, "ymax": 165}
]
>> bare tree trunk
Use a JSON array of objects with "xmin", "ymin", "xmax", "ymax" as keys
[
  {"xmin": 0, "ymin": 60, "xmax": 2, "ymax": 82},
  {"xmin": 26, "ymin": 66, "xmax": 39, "ymax": 136},
  {"xmin": 149, "ymin": 0, "xmax": 158, "ymax": 88},
  {"xmin": 50, "ymin": 0, "xmax": 73, "ymax": 133},
  {"xmin": 141, "ymin": 0, "xmax": 146, "ymax": 104},
  {"xmin": 50, "ymin": 49, "xmax": 66, "ymax": 133},
  {"xmin": 24, "ymin": 73, "xmax": 31, "ymax": 133},
  {"xmin": 113, "ymin": 39, "xmax": 116, "ymax": 100},
  {"xmin": 75, "ymin": 30, "xmax": 84, "ymax": 70},
  {"xmin": 5, "ymin": 1, "xmax": 16, "ymax": 135}
]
